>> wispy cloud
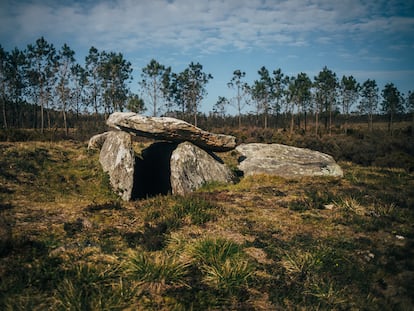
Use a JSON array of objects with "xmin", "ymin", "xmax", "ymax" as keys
[{"xmin": 1, "ymin": 0, "xmax": 413, "ymax": 54}]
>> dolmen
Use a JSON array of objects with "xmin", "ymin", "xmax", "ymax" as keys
[
  {"xmin": 90, "ymin": 113, "xmax": 236, "ymax": 200},
  {"xmin": 89, "ymin": 112, "xmax": 343, "ymax": 201}
]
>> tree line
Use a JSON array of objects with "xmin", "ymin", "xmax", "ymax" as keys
[
  {"xmin": 1, "ymin": 37, "xmax": 413, "ymax": 136},
  {"xmin": 217, "ymin": 67, "xmax": 414, "ymax": 135}
]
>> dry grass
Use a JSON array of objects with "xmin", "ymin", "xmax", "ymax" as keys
[{"xmin": 1, "ymin": 141, "xmax": 413, "ymax": 310}]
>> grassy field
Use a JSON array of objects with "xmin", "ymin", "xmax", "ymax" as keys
[{"xmin": 0, "ymin": 140, "xmax": 413, "ymax": 310}]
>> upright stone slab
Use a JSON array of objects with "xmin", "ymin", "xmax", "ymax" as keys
[
  {"xmin": 106, "ymin": 112, "xmax": 237, "ymax": 152},
  {"xmin": 236, "ymin": 143, "xmax": 343, "ymax": 178},
  {"xmin": 88, "ymin": 132, "xmax": 110, "ymax": 150},
  {"xmin": 170, "ymin": 142, "xmax": 234, "ymax": 195},
  {"xmin": 99, "ymin": 131, "xmax": 135, "ymax": 201}
]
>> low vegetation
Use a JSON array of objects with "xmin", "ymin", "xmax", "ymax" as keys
[{"xmin": 1, "ymin": 133, "xmax": 413, "ymax": 310}]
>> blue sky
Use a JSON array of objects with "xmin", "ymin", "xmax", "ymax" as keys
[{"xmin": 1, "ymin": 0, "xmax": 413, "ymax": 114}]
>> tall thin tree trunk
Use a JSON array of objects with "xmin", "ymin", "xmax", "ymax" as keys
[
  {"xmin": 63, "ymin": 111, "xmax": 68, "ymax": 136},
  {"xmin": 47, "ymin": 109, "xmax": 51, "ymax": 131},
  {"xmin": 194, "ymin": 101, "xmax": 198, "ymax": 127},
  {"xmin": 1, "ymin": 97, "xmax": 7, "ymax": 129},
  {"xmin": 290, "ymin": 112, "xmax": 294, "ymax": 136},
  {"xmin": 33, "ymin": 102, "xmax": 37, "ymax": 129},
  {"xmin": 153, "ymin": 78, "xmax": 157, "ymax": 117},
  {"xmin": 329, "ymin": 105, "xmax": 332, "ymax": 136},
  {"xmin": 62, "ymin": 103, "xmax": 68, "ymax": 136},
  {"xmin": 389, "ymin": 112, "xmax": 394, "ymax": 136},
  {"xmin": 237, "ymin": 88, "xmax": 242, "ymax": 128},
  {"xmin": 344, "ymin": 113, "xmax": 349, "ymax": 135},
  {"xmin": 39, "ymin": 78, "xmax": 45, "ymax": 134},
  {"xmin": 368, "ymin": 114, "xmax": 373, "ymax": 132},
  {"xmin": 304, "ymin": 111, "xmax": 307, "ymax": 133},
  {"xmin": 40, "ymin": 102, "xmax": 44, "ymax": 134}
]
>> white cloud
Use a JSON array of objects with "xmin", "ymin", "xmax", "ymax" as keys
[{"xmin": 1, "ymin": 0, "xmax": 413, "ymax": 56}]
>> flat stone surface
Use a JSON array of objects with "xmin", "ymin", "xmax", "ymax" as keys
[
  {"xmin": 236, "ymin": 143, "xmax": 343, "ymax": 178},
  {"xmin": 99, "ymin": 131, "xmax": 135, "ymax": 201},
  {"xmin": 170, "ymin": 142, "xmax": 234, "ymax": 195},
  {"xmin": 106, "ymin": 112, "xmax": 237, "ymax": 152}
]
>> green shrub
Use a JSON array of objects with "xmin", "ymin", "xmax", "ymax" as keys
[{"xmin": 374, "ymin": 151, "xmax": 414, "ymax": 172}]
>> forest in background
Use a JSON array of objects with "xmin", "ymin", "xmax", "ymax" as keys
[{"xmin": 1, "ymin": 37, "xmax": 414, "ymax": 134}]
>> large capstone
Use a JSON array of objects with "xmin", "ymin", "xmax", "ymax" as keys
[
  {"xmin": 170, "ymin": 142, "xmax": 235, "ymax": 195},
  {"xmin": 106, "ymin": 112, "xmax": 237, "ymax": 152},
  {"xmin": 236, "ymin": 143, "xmax": 343, "ymax": 178},
  {"xmin": 99, "ymin": 131, "xmax": 135, "ymax": 201}
]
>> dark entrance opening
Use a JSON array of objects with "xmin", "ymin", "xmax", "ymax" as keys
[{"xmin": 132, "ymin": 142, "xmax": 178, "ymax": 199}]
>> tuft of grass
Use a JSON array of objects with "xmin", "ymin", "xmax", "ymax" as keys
[
  {"xmin": 198, "ymin": 180, "xmax": 229, "ymax": 192},
  {"xmin": 272, "ymin": 241, "xmax": 372, "ymax": 309},
  {"xmin": 173, "ymin": 195, "xmax": 219, "ymax": 225},
  {"xmin": 125, "ymin": 251, "xmax": 190, "ymax": 293},
  {"xmin": 288, "ymin": 189, "xmax": 335, "ymax": 211},
  {"xmin": 135, "ymin": 195, "xmax": 221, "ymax": 251},
  {"xmin": 191, "ymin": 238, "xmax": 253, "ymax": 296},
  {"xmin": 200, "ymin": 258, "xmax": 252, "ymax": 295},
  {"xmin": 143, "ymin": 195, "xmax": 220, "ymax": 233},
  {"xmin": 335, "ymin": 196, "xmax": 366, "ymax": 215},
  {"xmin": 279, "ymin": 249, "xmax": 321, "ymax": 284},
  {"xmin": 191, "ymin": 238, "xmax": 243, "ymax": 266},
  {"xmin": 305, "ymin": 278, "xmax": 348, "ymax": 308},
  {"xmin": 55, "ymin": 262, "xmax": 135, "ymax": 310}
]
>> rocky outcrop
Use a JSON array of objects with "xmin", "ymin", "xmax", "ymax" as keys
[
  {"xmin": 99, "ymin": 131, "xmax": 135, "ymax": 201},
  {"xmin": 106, "ymin": 112, "xmax": 236, "ymax": 152},
  {"xmin": 88, "ymin": 132, "xmax": 110, "ymax": 150},
  {"xmin": 170, "ymin": 142, "xmax": 235, "ymax": 195},
  {"xmin": 236, "ymin": 143, "xmax": 343, "ymax": 178}
]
